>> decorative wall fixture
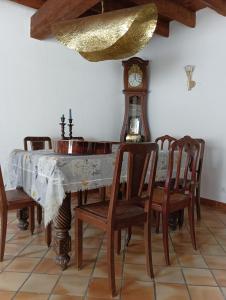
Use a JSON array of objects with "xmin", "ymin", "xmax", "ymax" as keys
[
  {"xmin": 185, "ymin": 65, "xmax": 196, "ymax": 91},
  {"xmin": 52, "ymin": 3, "xmax": 157, "ymax": 62}
]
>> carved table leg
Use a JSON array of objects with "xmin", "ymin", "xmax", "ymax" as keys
[
  {"xmin": 53, "ymin": 193, "xmax": 72, "ymax": 270},
  {"xmin": 17, "ymin": 208, "xmax": 29, "ymax": 230}
]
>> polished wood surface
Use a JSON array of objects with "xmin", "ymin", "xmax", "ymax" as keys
[
  {"xmin": 24, "ymin": 136, "xmax": 52, "ymax": 151},
  {"xmin": 121, "ymin": 57, "xmax": 150, "ymax": 142},
  {"xmin": 151, "ymin": 136, "xmax": 200, "ymax": 265},
  {"xmin": 75, "ymin": 143, "xmax": 158, "ymax": 296},
  {"xmin": 10, "ymin": 0, "xmax": 226, "ymax": 40},
  {"xmin": 0, "ymin": 166, "xmax": 36, "ymax": 261},
  {"xmin": 55, "ymin": 140, "xmax": 112, "ymax": 155},
  {"xmin": 155, "ymin": 134, "xmax": 177, "ymax": 150}
]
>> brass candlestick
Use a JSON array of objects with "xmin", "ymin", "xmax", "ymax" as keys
[
  {"xmin": 68, "ymin": 118, "xmax": 73, "ymax": 139},
  {"xmin": 60, "ymin": 115, "xmax": 66, "ymax": 139}
]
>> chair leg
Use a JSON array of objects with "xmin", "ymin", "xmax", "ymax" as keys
[
  {"xmin": 75, "ymin": 217, "xmax": 83, "ymax": 269},
  {"xmin": 83, "ymin": 190, "xmax": 88, "ymax": 204},
  {"xmin": 114, "ymin": 230, "xmax": 121, "ymax": 255},
  {"xmin": 188, "ymin": 201, "xmax": 197, "ymax": 250},
  {"xmin": 126, "ymin": 227, "xmax": 132, "ymax": 246},
  {"xmin": 162, "ymin": 210, "xmax": 170, "ymax": 265},
  {"xmin": 99, "ymin": 187, "xmax": 106, "ymax": 201},
  {"xmin": 107, "ymin": 228, "xmax": 116, "ymax": 297},
  {"xmin": 29, "ymin": 206, "xmax": 35, "ymax": 235},
  {"xmin": 196, "ymin": 186, "xmax": 201, "ymax": 221},
  {"xmin": 0, "ymin": 211, "xmax": 7, "ymax": 262},
  {"xmin": 37, "ymin": 204, "xmax": 42, "ymax": 225},
  {"xmin": 178, "ymin": 209, "xmax": 184, "ymax": 229},
  {"xmin": 45, "ymin": 222, "xmax": 52, "ymax": 247},
  {"xmin": 144, "ymin": 219, "xmax": 154, "ymax": 278},
  {"xmin": 155, "ymin": 212, "xmax": 160, "ymax": 233}
]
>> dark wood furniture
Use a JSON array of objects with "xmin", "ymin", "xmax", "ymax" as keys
[
  {"xmin": 75, "ymin": 143, "xmax": 158, "ymax": 296},
  {"xmin": 184, "ymin": 136, "xmax": 205, "ymax": 220},
  {"xmin": 121, "ymin": 57, "xmax": 150, "ymax": 142},
  {"xmin": 0, "ymin": 166, "xmax": 35, "ymax": 261},
  {"xmin": 24, "ymin": 136, "xmax": 52, "ymax": 246},
  {"xmin": 152, "ymin": 137, "xmax": 200, "ymax": 265},
  {"xmin": 155, "ymin": 134, "xmax": 177, "ymax": 150},
  {"xmin": 155, "ymin": 135, "xmax": 177, "ymax": 232}
]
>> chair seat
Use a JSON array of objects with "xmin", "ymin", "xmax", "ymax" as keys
[
  {"xmin": 6, "ymin": 189, "xmax": 35, "ymax": 209},
  {"xmin": 78, "ymin": 200, "xmax": 145, "ymax": 223},
  {"xmin": 152, "ymin": 188, "xmax": 190, "ymax": 211}
]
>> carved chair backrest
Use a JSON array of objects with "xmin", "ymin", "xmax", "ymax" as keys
[
  {"xmin": 183, "ymin": 136, "xmax": 205, "ymax": 185},
  {"xmin": 165, "ymin": 137, "xmax": 200, "ymax": 199},
  {"xmin": 155, "ymin": 135, "xmax": 177, "ymax": 150},
  {"xmin": 108, "ymin": 143, "xmax": 158, "ymax": 224},
  {"xmin": 24, "ymin": 136, "xmax": 52, "ymax": 151},
  {"xmin": 0, "ymin": 166, "xmax": 7, "ymax": 211}
]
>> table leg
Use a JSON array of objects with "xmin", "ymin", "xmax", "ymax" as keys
[
  {"xmin": 53, "ymin": 193, "xmax": 72, "ymax": 270},
  {"xmin": 17, "ymin": 208, "xmax": 29, "ymax": 230}
]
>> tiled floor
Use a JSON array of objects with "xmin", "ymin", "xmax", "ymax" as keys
[{"xmin": 1, "ymin": 199, "xmax": 226, "ymax": 299}]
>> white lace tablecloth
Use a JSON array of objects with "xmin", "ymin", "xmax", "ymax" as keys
[{"xmin": 7, "ymin": 149, "xmax": 170, "ymax": 225}]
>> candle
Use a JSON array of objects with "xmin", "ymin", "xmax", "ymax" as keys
[
  {"xmin": 61, "ymin": 114, "xmax": 65, "ymax": 122},
  {"xmin": 69, "ymin": 109, "xmax": 72, "ymax": 120}
]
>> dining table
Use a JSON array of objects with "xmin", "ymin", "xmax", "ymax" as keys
[{"xmin": 6, "ymin": 146, "xmax": 183, "ymax": 269}]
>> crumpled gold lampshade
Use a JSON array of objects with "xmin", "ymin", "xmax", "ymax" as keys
[{"xmin": 52, "ymin": 3, "xmax": 158, "ymax": 62}]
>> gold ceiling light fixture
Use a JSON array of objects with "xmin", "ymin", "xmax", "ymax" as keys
[{"xmin": 51, "ymin": 3, "xmax": 158, "ymax": 62}]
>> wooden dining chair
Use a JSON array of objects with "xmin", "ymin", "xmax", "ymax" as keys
[
  {"xmin": 183, "ymin": 136, "xmax": 205, "ymax": 220},
  {"xmin": 154, "ymin": 135, "xmax": 178, "ymax": 232},
  {"xmin": 75, "ymin": 143, "xmax": 158, "ymax": 296},
  {"xmin": 24, "ymin": 136, "xmax": 52, "ymax": 246},
  {"xmin": 0, "ymin": 166, "xmax": 36, "ymax": 261},
  {"xmin": 152, "ymin": 136, "xmax": 200, "ymax": 265},
  {"xmin": 155, "ymin": 134, "xmax": 177, "ymax": 150}
]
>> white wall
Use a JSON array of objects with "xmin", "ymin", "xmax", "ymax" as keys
[{"xmin": 1, "ymin": 1, "xmax": 226, "ymax": 202}]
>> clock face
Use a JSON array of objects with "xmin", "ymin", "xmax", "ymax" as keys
[{"xmin": 128, "ymin": 64, "xmax": 143, "ymax": 88}]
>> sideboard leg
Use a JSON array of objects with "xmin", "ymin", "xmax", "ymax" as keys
[
  {"xmin": 17, "ymin": 208, "xmax": 29, "ymax": 230},
  {"xmin": 53, "ymin": 193, "xmax": 72, "ymax": 270}
]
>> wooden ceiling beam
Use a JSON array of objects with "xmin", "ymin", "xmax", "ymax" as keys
[
  {"xmin": 10, "ymin": 0, "xmax": 45, "ymax": 9},
  {"xmin": 131, "ymin": 0, "xmax": 196, "ymax": 27},
  {"xmin": 202, "ymin": 0, "xmax": 226, "ymax": 15},
  {"xmin": 155, "ymin": 19, "xmax": 170, "ymax": 37},
  {"xmin": 30, "ymin": 0, "xmax": 102, "ymax": 39}
]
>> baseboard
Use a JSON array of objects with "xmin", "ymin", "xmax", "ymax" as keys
[{"xmin": 201, "ymin": 197, "xmax": 226, "ymax": 211}]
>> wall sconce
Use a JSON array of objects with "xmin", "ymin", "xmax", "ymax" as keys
[{"xmin": 184, "ymin": 65, "xmax": 196, "ymax": 91}]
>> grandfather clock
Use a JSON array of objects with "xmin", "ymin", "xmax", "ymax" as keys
[{"xmin": 120, "ymin": 57, "xmax": 151, "ymax": 142}]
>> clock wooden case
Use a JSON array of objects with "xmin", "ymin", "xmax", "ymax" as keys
[{"xmin": 120, "ymin": 57, "xmax": 151, "ymax": 142}]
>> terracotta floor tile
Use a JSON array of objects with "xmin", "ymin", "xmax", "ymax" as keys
[
  {"xmin": 87, "ymin": 278, "xmax": 120, "ymax": 299},
  {"xmin": 5, "ymin": 257, "xmax": 40, "ymax": 273},
  {"xmin": 204, "ymin": 255, "xmax": 226, "ymax": 269},
  {"xmin": 93, "ymin": 260, "xmax": 122, "ymax": 279},
  {"xmin": 0, "ymin": 290, "xmax": 15, "ymax": 300},
  {"xmin": 4, "ymin": 243, "xmax": 25, "ymax": 256},
  {"xmin": 14, "ymin": 292, "xmax": 49, "ymax": 299},
  {"xmin": 63, "ymin": 258, "xmax": 94, "ymax": 277},
  {"xmin": 178, "ymin": 254, "xmax": 208, "ymax": 268},
  {"xmin": 0, "ymin": 256, "xmax": 13, "ymax": 271},
  {"xmin": 82, "ymin": 237, "xmax": 102, "ymax": 249},
  {"xmin": 19, "ymin": 245, "xmax": 48, "ymax": 258},
  {"xmin": 33, "ymin": 258, "xmax": 62, "ymax": 275},
  {"xmin": 0, "ymin": 272, "xmax": 29, "ymax": 291},
  {"xmin": 188, "ymin": 285, "xmax": 225, "ymax": 300},
  {"xmin": 212, "ymin": 269, "xmax": 226, "ymax": 286},
  {"xmin": 50, "ymin": 295, "xmax": 83, "ymax": 300},
  {"xmin": 154, "ymin": 266, "xmax": 185, "ymax": 284},
  {"xmin": 123, "ymin": 263, "xmax": 152, "ymax": 281},
  {"xmin": 53, "ymin": 275, "xmax": 89, "ymax": 296},
  {"xmin": 121, "ymin": 280, "xmax": 154, "ymax": 300},
  {"xmin": 221, "ymin": 287, "xmax": 226, "ymax": 297},
  {"xmin": 155, "ymin": 283, "xmax": 190, "ymax": 300},
  {"xmin": 173, "ymin": 243, "xmax": 200, "ymax": 255},
  {"xmin": 153, "ymin": 252, "xmax": 179, "ymax": 266},
  {"xmin": 20, "ymin": 273, "xmax": 59, "ymax": 294},
  {"xmin": 183, "ymin": 268, "xmax": 217, "ymax": 286},
  {"xmin": 199, "ymin": 244, "xmax": 226, "ymax": 255}
]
